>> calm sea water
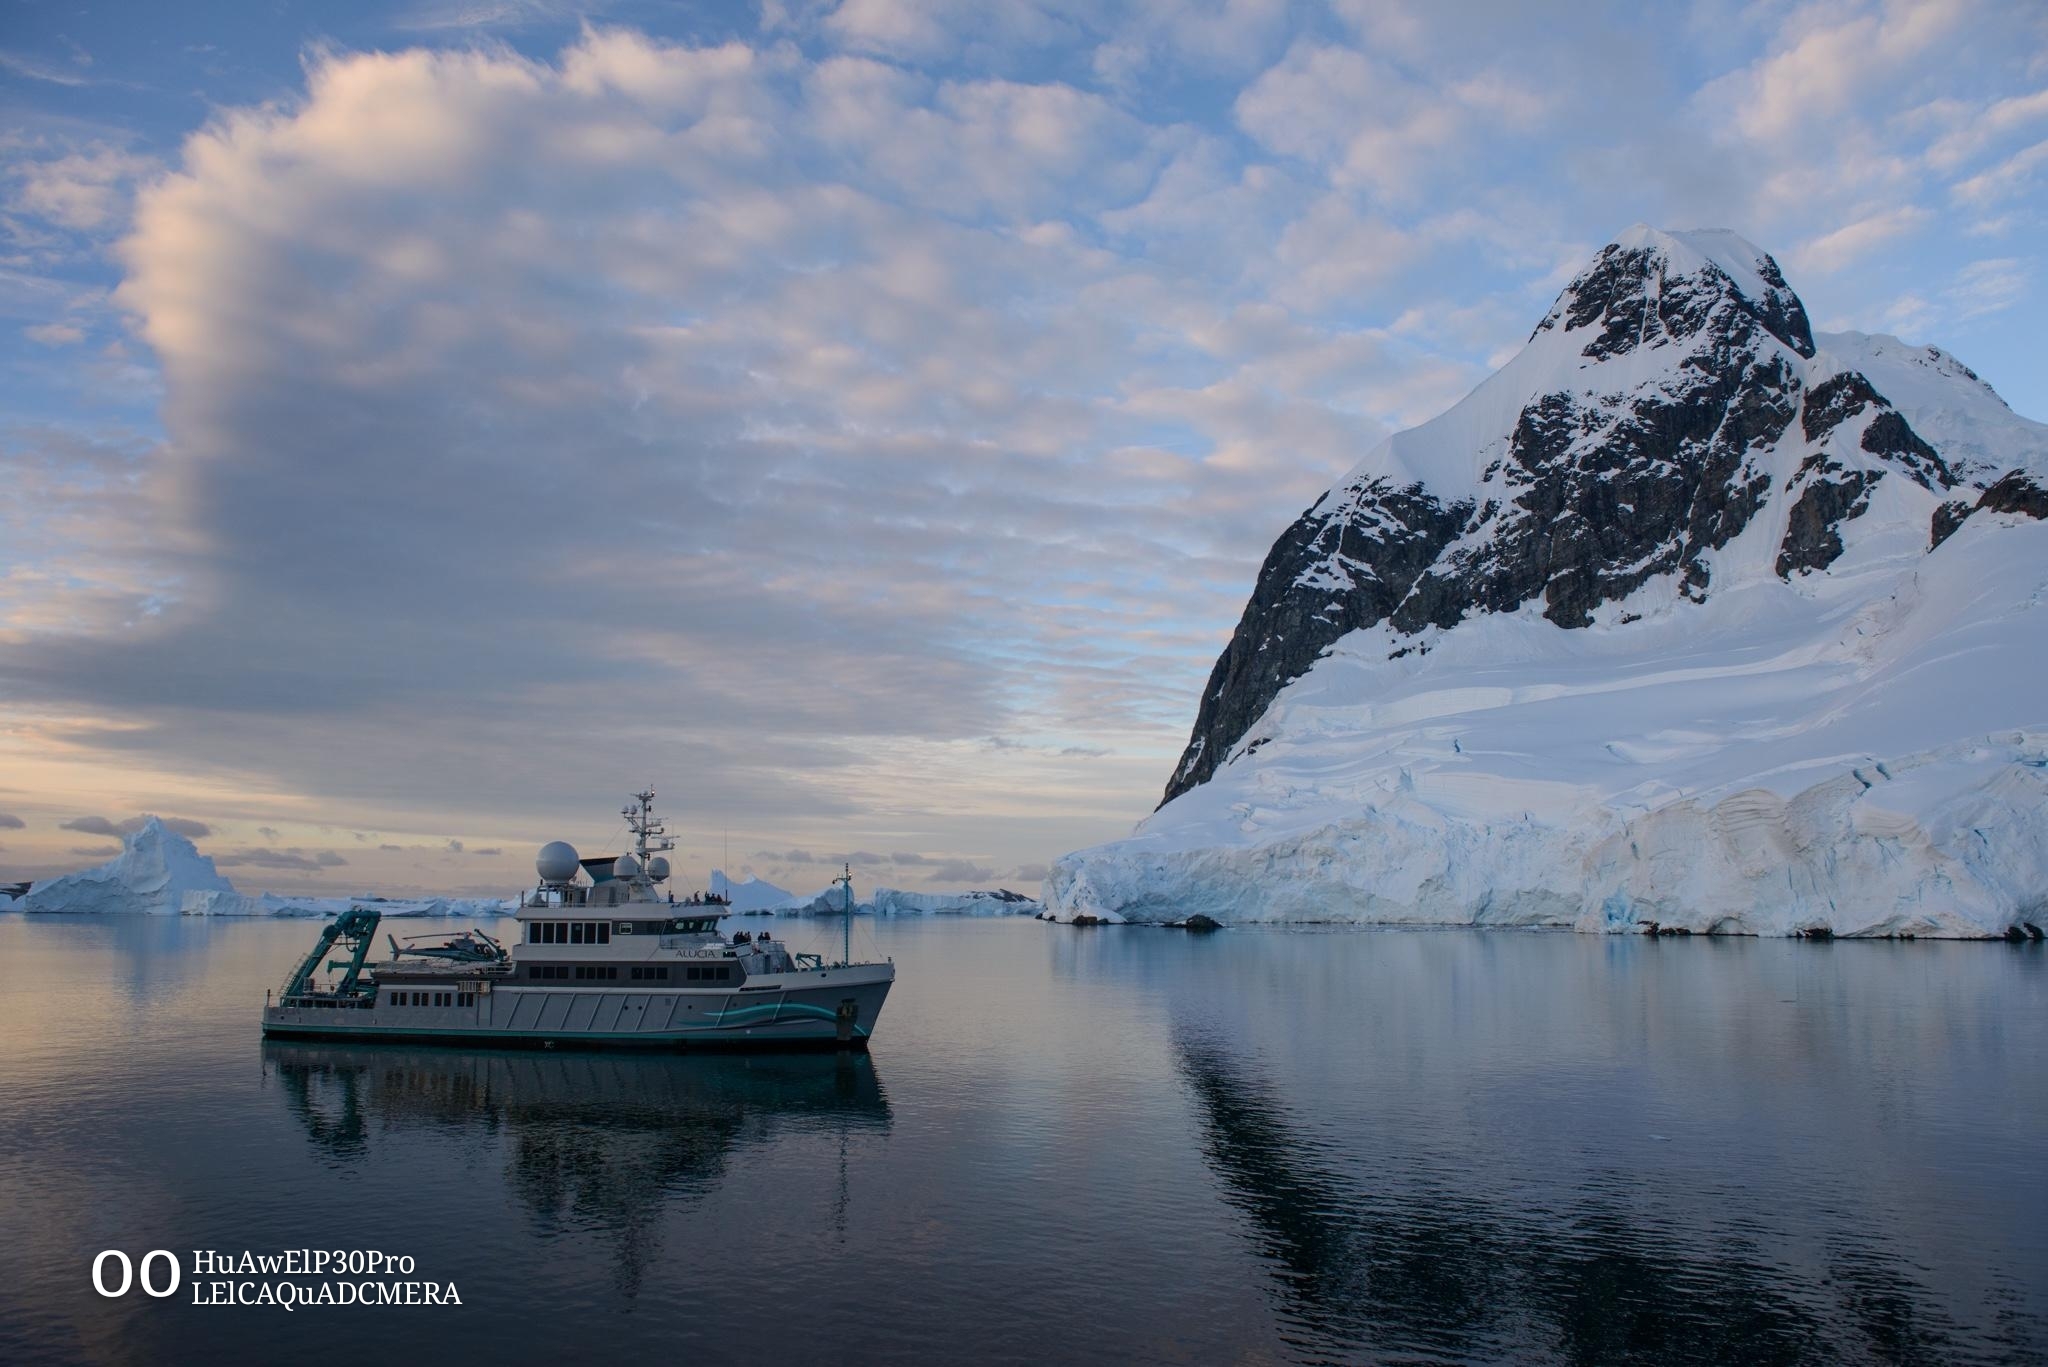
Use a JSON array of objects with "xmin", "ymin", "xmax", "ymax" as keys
[{"xmin": 0, "ymin": 914, "xmax": 2044, "ymax": 1365}]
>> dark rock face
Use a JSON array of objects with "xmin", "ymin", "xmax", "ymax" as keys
[
  {"xmin": 1930, "ymin": 470, "xmax": 2048, "ymax": 547},
  {"xmin": 1930, "ymin": 499, "xmax": 1975, "ymax": 549},
  {"xmin": 1405, "ymin": 348, "xmax": 1792, "ymax": 632},
  {"xmin": 1166, "ymin": 480, "xmax": 1467, "ymax": 798},
  {"xmin": 1776, "ymin": 463, "xmax": 1878, "ymax": 577},
  {"xmin": 1800, "ymin": 372, "xmax": 1952, "ymax": 491},
  {"xmin": 1162, "ymin": 235, "xmax": 2013, "ymax": 809},
  {"xmin": 1531, "ymin": 242, "xmax": 1816, "ymax": 361},
  {"xmin": 1981, "ymin": 470, "xmax": 2048, "ymax": 518}
]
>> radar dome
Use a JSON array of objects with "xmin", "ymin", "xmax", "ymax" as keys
[
  {"xmin": 614, "ymin": 853, "xmax": 641, "ymax": 879},
  {"xmin": 536, "ymin": 840, "xmax": 580, "ymax": 884},
  {"xmin": 648, "ymin": 856, "xmax": 671, "ymax": 882}
]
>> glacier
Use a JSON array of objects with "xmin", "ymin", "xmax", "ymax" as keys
[{"xmin": 1049, "ymin": 227, "xmax": 2048, "ymax": 939}]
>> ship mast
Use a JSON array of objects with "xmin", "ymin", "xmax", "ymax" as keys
[
  {"xmin": 833, "ymin": 862, "xmax": 853, "ymax": 966},
  {"xmin": 621, "ymin": 788, "xmax": 675, "ymax": 870}
]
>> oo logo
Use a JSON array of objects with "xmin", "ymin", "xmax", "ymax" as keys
[{"xmin": 92, "ymin": 1250, "xmax": 181, "ymax": 1299}]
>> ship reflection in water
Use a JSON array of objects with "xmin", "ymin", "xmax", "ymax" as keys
[{"xmin": 263, "ymin": 1044, "xmax": 890, "ymax": 1296}]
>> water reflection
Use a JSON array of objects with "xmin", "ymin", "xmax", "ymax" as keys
[
  {"xmin": 263, "ymin": 1044, "xmax": 890, "ymax": 1295},
  {"xmin": 1173, "ymin": 1024, "xmax": 2017, "ymax": 1364}
]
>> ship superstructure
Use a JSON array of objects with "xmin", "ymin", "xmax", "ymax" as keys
[{"xmin": 260, "ymin": 791, "xmax": 893, "ymax": 1049}]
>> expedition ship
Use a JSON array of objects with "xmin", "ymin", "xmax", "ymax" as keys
[{"xmin": 259, "ymin": 791, "xmax": 894, "ymax": 1049}]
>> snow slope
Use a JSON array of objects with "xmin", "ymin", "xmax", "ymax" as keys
[{"xmin": 1051, "ymin": 227, "xmax": 2048, "ymax": 938}]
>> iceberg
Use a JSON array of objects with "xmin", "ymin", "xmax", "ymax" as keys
[{"xmin": 20, "ymin": 817, "xmax": 236, "ymax": 915}]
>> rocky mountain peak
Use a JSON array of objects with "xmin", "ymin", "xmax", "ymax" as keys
[
  {"xmin": 1161, "ymin": 227, "xmax": 2045, "ymax": 807},
  {"xmin": 1532, "ymin": 225, "xmax": 1815, "ymax": 361}
]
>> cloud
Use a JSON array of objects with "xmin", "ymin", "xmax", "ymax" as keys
[
  {"xmin": 394, "ymin": 0, "xmax": 603, "ymax": 32},
  {"xmin": 1952, "ymin": 258, "xmax": 2029, "ymax": 320},
  {"xmin": 0, "ymin": 50, "xmax": 92, "ymax": 87},
  {"xmin": 258, "ymin": 826, "xmax": 280, "ymax": 839},
  {"xmin": 1010, "ymin": 861, "xmax": 1049, "ymax": 881},
  {"xmin": 445, "ymin": 839, "xmax": 465, "ymax": 853},
  {"xmin": 929, "ymin": 857, "xmax": 994, "ymax": 883},
  {"xmin": 214, "ymin": 847, "xmax": 349, "ymax": 870},
  {"xmin": 1789, "ymin": 205, "xmax": 1932, "ymax": 274},
  {"xmin": 0, "ymin": 812, "xmax": 25, "ymax": 828},
  {"xmin": 1952, "ymin": 137, "xmax": 2048, "ymax": 205},
  {"xmin": 25, "ymin": 322, "xmax": 85, "ymax": 346},
  {"xmin": 70, "ymin": 845, "xmax": 120, "ymax": 856},
  {"xmin": 471, "ymin": 847, "xmax": 503, "ymax": 856},
  {"xmin": 1694, "ymin": 0, "xmax": 1965, "ymax": 145},
  {"xmin": 10, "ymin": 143, "xmax": 158, "ymax": 232},
  {"xmin": 59, "ymin": 815, "xmax": 120, "ymax": 836},
  {"xmin": 59, "ymin": 813, "xmax": 212, "ymax": 838}
]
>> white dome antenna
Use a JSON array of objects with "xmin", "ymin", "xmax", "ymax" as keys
[{"xmin": 536, "ymin": 841, "xmax": 580, "ymax": 885}]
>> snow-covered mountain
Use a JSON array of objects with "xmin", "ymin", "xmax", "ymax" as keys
[{"xmin": 1049, "ymin": 226, "xmax": 2048, "ymax": 939}]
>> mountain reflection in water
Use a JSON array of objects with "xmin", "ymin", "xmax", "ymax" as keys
[
  {"xmin": 1173, "ymin": 1025, "xmax": 2023, "ymax": 1364},
  {"xmin": 264, "ymin": 1044, "xmax": 890, "ymax": 1296}
]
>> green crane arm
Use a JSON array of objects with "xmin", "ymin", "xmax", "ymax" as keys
[
  {"xmin": 281, "ymin": 907, "xmax": 383, "ymax": 999},
  {"xmin": 330, "ymin": 907, "xmax": 380, "ymax": 995}
]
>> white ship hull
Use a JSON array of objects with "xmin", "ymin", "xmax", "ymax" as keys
[{"xmin": 262, "ymin": 963, "xmax": 894, "ymax": 1051}]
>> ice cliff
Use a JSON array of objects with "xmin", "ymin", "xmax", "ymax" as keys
[{"xmin": 1049, "ymin": 226, "xmax": 2048, "ymax": 938}]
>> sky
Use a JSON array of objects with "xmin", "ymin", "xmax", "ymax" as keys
[{"xmin": 1, "ymin": 0, "xmax": 2044, "ymax": 898}]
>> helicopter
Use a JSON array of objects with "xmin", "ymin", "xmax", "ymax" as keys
[{"xmin": 385, "ymin": 928, "xmax": 508, "ymax": 964}]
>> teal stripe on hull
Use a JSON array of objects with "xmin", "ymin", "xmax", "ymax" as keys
[{"xmin": 708, "ymin": 1000, "xmax": 845, "ymax": 1024}]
